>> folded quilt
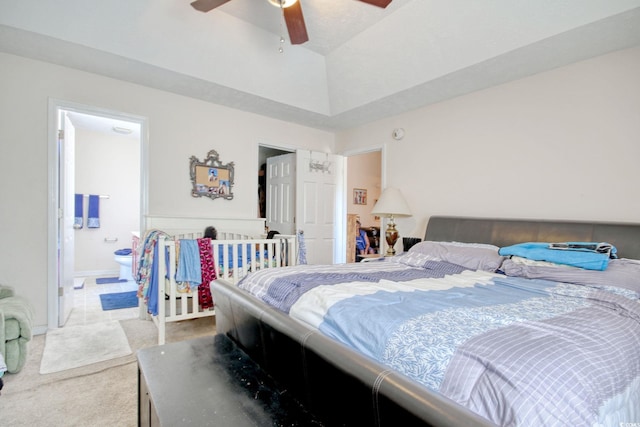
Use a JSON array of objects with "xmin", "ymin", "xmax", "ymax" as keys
[
  {"xmin": 499, "ymin": 242, "xmax": 614, "ymax": 271},
  {"xmin": 548, "ymin": 241, "xmax": 616, "ymax": 257}
]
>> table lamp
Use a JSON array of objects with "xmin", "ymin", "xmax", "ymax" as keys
[{"xmin": 370, "ymin": 187, "xmax": 412, "ymax": 256}]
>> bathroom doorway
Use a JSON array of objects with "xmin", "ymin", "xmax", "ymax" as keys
[{"xmin": 49, "ymin": 100, "xmax": 148, "ymax": 328}]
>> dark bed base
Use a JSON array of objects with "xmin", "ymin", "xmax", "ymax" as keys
[
  {"xmin": 211, "ymin": 216, "xmax": 640, "ymax": 427},
  {"xmin": 212, "ymin": 278, "xmax": 491, "ymax": 427}
]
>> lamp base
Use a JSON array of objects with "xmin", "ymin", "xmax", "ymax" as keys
[{"xmin": 384, "ymin": 222, "xmax": 399, "ymax": 257}]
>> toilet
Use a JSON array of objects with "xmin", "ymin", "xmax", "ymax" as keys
[{"xmin": 114, "ymin": 248, "xmax": 134, "ymax": 281}]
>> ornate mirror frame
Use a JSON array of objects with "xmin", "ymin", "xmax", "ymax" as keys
[{"xmin": 189, "ymin": 150, "xmax": 235, "ymax": 200}]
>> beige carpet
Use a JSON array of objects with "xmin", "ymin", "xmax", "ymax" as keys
[
  {"xmin": 40, "ymin": 321, "xmax": 132, "ymax": 374},
  {"xmin": 2, "ymin": 316, "xmax": 216, "ymax": 427}
]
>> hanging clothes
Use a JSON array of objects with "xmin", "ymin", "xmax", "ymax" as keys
[
  {"xmin": 197, "ymin": 237, "xmax": 215, "ymax": 310},
  {"xmin": 297, "ymin": 230, "xmax": 307, "ymax": 265},
  {"xmin": 135, "ymin": 229, "xmax": 171, "ymax": 316}
]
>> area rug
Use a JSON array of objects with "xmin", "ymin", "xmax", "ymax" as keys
[
  {"xmin": 96, "ymin": 277, "xmax": 128, "ymax": 284},
  {"xmin": 40, "ymin": 321, "xmax": 132, "ymax": 374},
  {"xmin": 99, "ymin": 291, "xmax": 138, "ymax": 311}
]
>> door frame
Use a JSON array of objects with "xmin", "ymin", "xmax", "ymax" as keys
[
  {"xmin": 340, "ymin": 144, "xmax": 387, "ymax": 257},
  {"xmin": 47, "ymin": 98, "xmax": 149, "ymax": 329}
]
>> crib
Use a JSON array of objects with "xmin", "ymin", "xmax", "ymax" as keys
[{"xmin": 141, "ymin": 231, "xmax": 297, "ymax": 344}]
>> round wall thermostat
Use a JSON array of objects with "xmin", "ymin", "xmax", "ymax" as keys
[{"xmin": 392, "ymin": 128, "xmax": 405, "ymax": 140}]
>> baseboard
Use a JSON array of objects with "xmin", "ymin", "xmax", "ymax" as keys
[
  {"xmin": 33, "ymin": 325, "xmax": 48, "ymax": 336},
  {"xmin": 74, "ymin": 269, "xmax": 119, "ymax": 277}
]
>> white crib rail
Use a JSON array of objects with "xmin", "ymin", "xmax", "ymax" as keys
[
  {"xmin": 213, "ymin": 235, "xmax": 296, "ymax": 284},
  {"xmin": 150, "ymin": 233, "xmax": 296, "ymax": 344}
]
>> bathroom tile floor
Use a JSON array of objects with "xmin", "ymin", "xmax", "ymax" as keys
[{"xmin": 66, "ymin": 276, "xmax": 140, "ymax": 327}]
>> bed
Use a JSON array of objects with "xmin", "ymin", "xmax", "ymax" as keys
[{"xmin": 211, "ymin": 216, "xmax": 640, "ymax": 427}]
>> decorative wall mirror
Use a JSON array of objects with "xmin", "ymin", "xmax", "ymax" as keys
[{"xmin": 189, "ymin": 149, "xmax": 234, "ymax": 200}]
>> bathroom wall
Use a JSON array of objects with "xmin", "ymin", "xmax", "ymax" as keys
[{"xmin": 74, "ymin": 127, "xmax": 140, "ymax": 276}]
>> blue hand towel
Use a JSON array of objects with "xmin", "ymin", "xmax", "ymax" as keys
[
  {"xmin": 87, "ymin": 195, "xmax": 100, "ymax": 228},
  {"xmin": 74, "ymin": 194, "xmax": 83, "ymax": 229}
]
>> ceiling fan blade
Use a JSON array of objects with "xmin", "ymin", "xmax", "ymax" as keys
[
  {"xmin": 283, "ymin": 2, "xmax": 309, "ymax": 45},
  {"xmin": 190, "ymin": 0, "xmax": 232, "ymax": 13},
  {"xmin": 357, "ymin": 0, "xmax": 392, "ymax": 8}
]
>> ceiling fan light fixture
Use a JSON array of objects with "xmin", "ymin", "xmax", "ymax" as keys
[{"xmin": 268, "ymin": 0, "xmax": 298, "ymax": 8}]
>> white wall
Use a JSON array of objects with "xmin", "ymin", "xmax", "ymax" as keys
[
  {"xmin": 74, "ymin": 128, "xmax": 140, "ymax": 276},
  {"xmin": 337, "ymin": 46, "xmax": 640, "ymax": 241},
  {"xmin": 0, "ymin": 52, "xmax": 334, "ymax": 329},
  {"xmin": 3, "ymin": 45, "xmax": 639, "ymax": 330}
]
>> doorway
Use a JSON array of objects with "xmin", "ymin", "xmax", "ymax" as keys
[
  {"xmin": 48, "ymin": 100, "xmax": 148, "ymax": 329},
  {"xmin": 345, "ymin": 149, "xmax": 383, "ymax": 262},
  {"xmin": 258, "ymin": 144, "xmax": 346, "ymax": 264},
  {"xmin": 258, "ymin": 145, "xmax": 293, "ymax": 230}
]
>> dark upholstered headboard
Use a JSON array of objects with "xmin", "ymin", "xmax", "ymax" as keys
[{"xmin": 425, "ymin": 216, "xmax": 640, "ymax": 260}]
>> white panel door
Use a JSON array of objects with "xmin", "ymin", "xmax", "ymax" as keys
[
  {"xmin": 296, "ymin": 150, "xmax": 344, "ymax": 265},
  {"xmin": 58, "ymin": 112, "xmax": 75, "ymax": 326},
  {"xmin": 266, "ymin": 153, "xmax": 295, "ymax": 235}
]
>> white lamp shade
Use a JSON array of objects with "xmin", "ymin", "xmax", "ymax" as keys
[{"xmin": 371, "ymin": 188, "xmax": 411, "ymax": 217}]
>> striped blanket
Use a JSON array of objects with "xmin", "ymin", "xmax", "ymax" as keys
[{"xmin": 238, "ymin": 254, "xmax": 640, "ymax": 426}]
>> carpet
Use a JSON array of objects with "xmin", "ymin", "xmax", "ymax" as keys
[
  {"xmin": 39, "ymin": 321, "xmax": 132, "ymax": 374},
  {"xmin": 96, "ymin": 276, "xmax": 128, "ymax": 284},
  {"xmin": 99, "ymin": 291, "xmax": 139, "ymax": 311}
]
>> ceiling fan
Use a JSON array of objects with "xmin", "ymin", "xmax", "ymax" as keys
[{"xmin": 190, "ymin": 0, "xmax": 393, "ymax": 45}]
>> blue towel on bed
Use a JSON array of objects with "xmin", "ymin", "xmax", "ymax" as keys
[
  {"xmin": 74, "ymin": 194, "xmax": 83, "ymax": 229},
  {"xmin": 499, "ymin": 242, "xmax": 615, "ymax": 271},
  {"xmin": 87, "ymin": 195, "xmax": 100, "ymax": 228}
]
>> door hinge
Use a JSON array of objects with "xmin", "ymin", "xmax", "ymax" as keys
[
  {"xmin": 58, "ymin": 287, "xmax": 64, "ymax": 297},
  {"xmin": 58, "ymin": 129, "xmax": 64, "ymax": 140}
]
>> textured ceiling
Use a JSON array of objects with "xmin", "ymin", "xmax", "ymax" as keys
[
  {"xmin": 218, "ymin": 0, "xmax": 413, "ymax": 55},
  {"xmin": 1, "ymin": 0, "xmax": 640, "ymax": 131}
]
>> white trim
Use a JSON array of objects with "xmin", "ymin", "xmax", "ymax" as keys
[
  {"xmin": 145, "ymin": 215, "xmax": 266, "ymax": 237},
  {"xmin": 340, "ymin": 144, "xmax": 386, "ymax": 259},
  {"xmin": 47, "ymin": 98, "xmax": 149, "ymax": 329}
]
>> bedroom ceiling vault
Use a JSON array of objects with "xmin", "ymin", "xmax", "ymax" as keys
[{"xmin": 1, "ymin": 0, "xmax": 640, "ymax": 131}]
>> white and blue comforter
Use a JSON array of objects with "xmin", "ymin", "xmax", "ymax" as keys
[{"xmin": 238, "ymin": 253, "xmax": 640, "ymax": 426}]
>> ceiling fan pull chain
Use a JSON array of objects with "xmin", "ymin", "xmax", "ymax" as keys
[{"xmin": 278, "ymin": 2, "xmax": 285, "ymax": 53}]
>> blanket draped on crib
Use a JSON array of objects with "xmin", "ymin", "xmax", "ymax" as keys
[
  {"xmin": 136, "ymin": 231, "xmax": 215, "ymax": 316},
  {"xmin": 197, "ymin": 238, "xmax": 215, "ymax": 310},
  {"xmin": 136, "ymin": 229, "xmax": 170, "ymax": 316},
  {"xmin": 175, "ymin": 239, "xmax": 202, "ymax": 289}
]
